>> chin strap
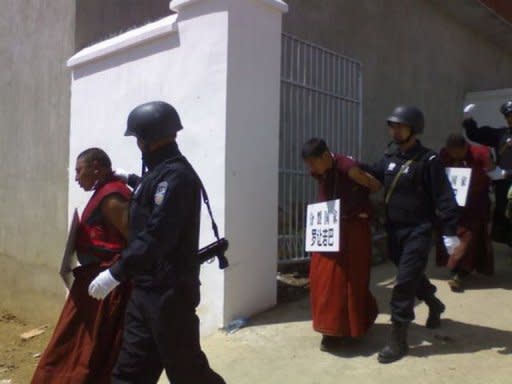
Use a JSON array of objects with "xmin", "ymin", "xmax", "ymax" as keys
[
  {"xmin": 141, "ymin": 151, "xmax": 148, "ymax": 176},
  {"xmin": 395, "ymin": 132, "xmax": 415, "ymax": 147}
]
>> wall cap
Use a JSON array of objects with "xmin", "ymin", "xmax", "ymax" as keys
[
  {"xmin": 170, "ymin": 0, "xmax": 288, "ymax": 13},
  {"xmin": 67, "ymin": 15, "xmax": 178, "ymax": 69}
]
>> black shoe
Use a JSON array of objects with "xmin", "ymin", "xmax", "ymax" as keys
[
  {"xmin": 378, "ymin": 322, "xmax": 409, "ymax": 364},
  {"xmin": 448, "ymin": 274, "xmax": 464, "ymax": 293},
  {"xmin": 320, "ymin": 335, "xmax": 344, "ymax": 352},
  {"xmin": 425, "ymin": 297, "xmax": 446, "ymax": 329}
]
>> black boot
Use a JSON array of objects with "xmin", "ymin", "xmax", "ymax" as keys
[
  {"xmin": 378, "ymin": 322, "xmax": 409, "ymax": 364},
  {"xmin": 448, "ymin": 273, "xmax": 463, "ymax": 293},
  {"xmin": 425, "ymin": 296, "xmax": 446, "ymax": 329}
]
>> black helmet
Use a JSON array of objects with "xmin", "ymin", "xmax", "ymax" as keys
[
  {"xmin": 125, "ymin": 101, "xmax": 183, "ymax": 143},
  {"xmin": 500, "ymin": 101, "xmax": 512, "ymax": 116},
  {"xmin": 387, "ymin": 105, "xmax": 425, "ymax": 134}
]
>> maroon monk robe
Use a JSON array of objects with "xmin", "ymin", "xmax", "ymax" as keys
[
  {"xmin": 436, "ymin": 145, "xmax": 494, "ymax": 275},
  {"xmin": 32, "ymin": 177, "xmax": 132, "ymax": 384},
  {"xmin": 309, "ymin": 154, "xmax": 378, "ymax": 338}
]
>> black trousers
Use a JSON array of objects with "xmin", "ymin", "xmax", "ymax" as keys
[
  {"xmin": 112, "ymin": 285, "xmax": 225, "ymax": 384},
  {"xmin": 387, "ymin": 222, "xmax": 437, "ymax": 323}
]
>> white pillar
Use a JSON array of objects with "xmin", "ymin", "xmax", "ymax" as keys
[
  {"xmin": 223, "ymin": 0, "xmax": 288, "ymax": 323},
  {"xmin": 172, "ymin": 0, "xmax": 288, "ymax": 325},
  {"xmin": 68, "ymin": 0, "xmax": 287, "ymax": 336}
]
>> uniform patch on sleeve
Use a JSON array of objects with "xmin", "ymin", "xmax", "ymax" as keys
[
  {"xmin": 154, "ymin": 181, "xmax": 168, "ymax": 206},
  {"xmin": 387, "ymin": 162, "xmax": 397, "ymax": 171}
]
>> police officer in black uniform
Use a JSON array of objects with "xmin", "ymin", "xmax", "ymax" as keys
[
  {"xmin": 88, "ymin": 101, "xmax": 225, "ymax": 384},
  {"xmin": 463, "ymin": 101, "xmax": 512, "ymax": 245},
  {"xmin": 365, "ymin": 106, "xmax": 460, "ymax": 364}
]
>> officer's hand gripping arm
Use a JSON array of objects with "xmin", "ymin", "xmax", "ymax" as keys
[
  {"xmin": 359, "ymin": 157, "xmax": 387, "ymax": 184},
  {"xmin": 348, "ymin": 166, "xmax": 383, "ymax": 193},
  {"xmin": 113, "ymin": 169, "xmax": 141, "ymax": 189}
]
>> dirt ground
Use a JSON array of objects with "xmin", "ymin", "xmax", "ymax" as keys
[
  {"xmin": 3, "ymin": 245, "xmax": 512, "ymax": 384},
  {"xmin": 0, "ymin": 310, "xmax": 54, "ymax": 383}
]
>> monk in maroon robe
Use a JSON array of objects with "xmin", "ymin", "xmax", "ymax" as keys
[
  {"xmin": 436, "ymin": 134, "xmax": 494, "ymax": 292},
  {"xmin": 32, "ymin": 148, "xmax": 131, "ymax": 384},
  {"xmin": 302, "ymin": 138, "xmax": 381, "ymax": 351}
]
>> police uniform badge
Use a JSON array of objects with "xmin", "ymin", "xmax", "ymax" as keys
[{"xmin": 154, "ymin": 181, "xmax": 168, "ymax": 206}]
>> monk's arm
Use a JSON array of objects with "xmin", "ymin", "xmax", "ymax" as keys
[
  {"xmin": 101, "ymin": 195, "xmax": 130, "ymax": 240},
  {"xmin": 348, "ymin": 166, "xmax": 383, "ymax": 193}
]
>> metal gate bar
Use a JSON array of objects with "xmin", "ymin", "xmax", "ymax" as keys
[{"xmin": 278, "ymin": 33, "xmax": 363, "ymax": 264}]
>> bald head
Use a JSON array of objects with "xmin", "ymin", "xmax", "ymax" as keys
[{"xmin": 77, "ymin": 148, "xmax": 112, "ymax": 169}]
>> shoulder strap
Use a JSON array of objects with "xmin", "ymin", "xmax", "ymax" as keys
[
  {"xmin": 499, "ymin": 140, "xmax": 510, "ymax": 156},
  {"xmin": 198, "ymin": 181, "xmax": 221, "ymax": 241},
  {"xmin": 170, "ymin": 156, "xmax": 221, "ymax": 241},
  {"xmin": 384, "ymin": 152, "xmax": 423, "ymax": 204}
]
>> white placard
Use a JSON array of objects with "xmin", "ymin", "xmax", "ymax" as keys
[
  {"xmin": 446, "ymin": 167, "xmax": 472, "ymax": 207},
  {"xmin": 305, "ymin": 199, "xmax": 341, "ymax": 253},
  {"xmin": 60, "ymin": 209, "xmax": 80, "ymax": 289}
]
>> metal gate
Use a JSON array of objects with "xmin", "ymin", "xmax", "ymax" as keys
[{"xmin": 278, "ymin": 33, "xmax": 363, "ymax": 264}]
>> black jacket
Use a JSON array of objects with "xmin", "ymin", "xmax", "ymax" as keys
[
  {"xmin": 366, "ymin": 141, "xmax": 458, "ymax": 236},
  {"xmin": 463, "ymin": 118, "xmax": 512, "ymax": 169},
  {"xmin": 110, "ymin": 142, "xmax": 201, "ymax": 289}
]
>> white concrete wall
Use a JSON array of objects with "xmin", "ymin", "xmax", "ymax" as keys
[
  {"xmin": 0, "ymin": 0, "xmax": 74, "ymax": 322},
  {"xmin": 67, "ymin": 0, "xmax": 287, "ymax": 335},
  {"xmin": 465, "ymin": 88, "xmax": 512, "ymax": 128}
]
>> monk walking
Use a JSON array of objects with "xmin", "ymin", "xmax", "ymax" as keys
[
  {"xmin": 32, "ymin": 148, "xmax": 132, "ymax": 384},
  {"xmin": 302, "ymin": 138, "xmax": 381, "ymax": 351},
  {"xmin": 436, "ymin": 134, "xmax": 494, "ymax": 292}
]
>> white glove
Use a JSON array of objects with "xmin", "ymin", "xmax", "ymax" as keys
[
  {"xmin": 88, "ymin": 270, "xmax": 120, "ymax": 300},
  {"xmin": 463, "ymin": 104, "xmax": 476, "ymax": 120},
  {"xmin": 487, "ymin": 166, "xmax": 507, "ymax": 181},
  {"xmin": 114, "ymin": 168, "xmax": 130, "ymax": 183},
  {"xmin": 443, "ymin": 236, "xmax": 461, "ymax": 256}
]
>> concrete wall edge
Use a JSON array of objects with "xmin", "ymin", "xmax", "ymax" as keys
[
  {"xmin": 67, "ymin": 14, "xmax": 178, "ymax": 68},
  {"xmin": 171, "ymin": 0, "xmax": 288, "ymax": 13}
]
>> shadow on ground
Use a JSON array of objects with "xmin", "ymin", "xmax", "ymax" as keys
[
  {"xmin": 249, "ymin": 298, "xmax": 312, "ymax": 326},
  {"xmin": 322, "ymin": 319, "xmax": 512, "ymax": 359},
  {"xmin": 249, "ymin": 261, "xmax": 397, "ymax": 327},
  {"xmin": 251, "ymin": 242, "xmax": 512, "ymax": 328},
  {"xmin": 427, "ymin": 248, "xmax": 512, "ymax": 292}
]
